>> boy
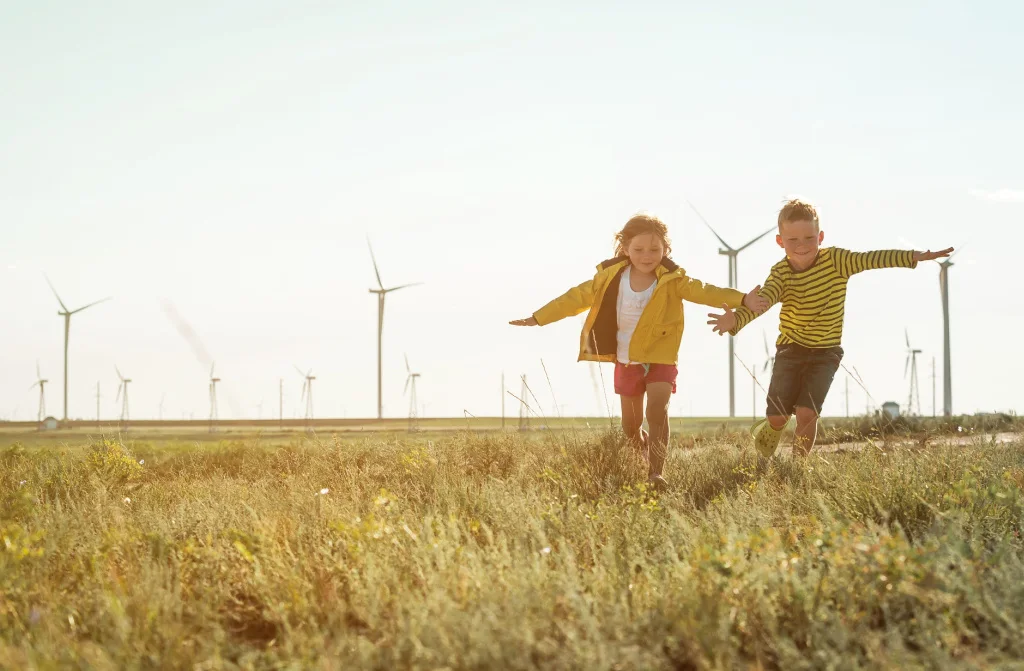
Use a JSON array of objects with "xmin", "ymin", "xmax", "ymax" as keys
[{"xmin": 706, "ymin": 199, "xmax": 952, "ymax": 458}]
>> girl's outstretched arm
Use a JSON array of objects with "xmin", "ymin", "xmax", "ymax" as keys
[
  {"xmin": 676, "ymin": 275, "xmax": 745, "ymax": 309},
  {"xmin": 522, "ymin": 278, "xmax": 597, "ymax": 327}
]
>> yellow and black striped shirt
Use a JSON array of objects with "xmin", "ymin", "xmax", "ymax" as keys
[{"xmin": 731, "ymin": 247, "xmax": 917, "ymax": 347}]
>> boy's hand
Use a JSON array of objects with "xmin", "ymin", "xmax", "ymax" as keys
[
  {"xmin": 509, "ymin": 316, "xmax": 539, "ymax": 326},
  {"xmin": 913, "ymin": 247, "xmax": 954, "ymax": 262},
  {"xmin": 742, "ymin": 285, "xmax": 769, "ymax": 314},
  {"xmin": 707, "ymin": 304, "xmax": 736, "ymax": 336}
]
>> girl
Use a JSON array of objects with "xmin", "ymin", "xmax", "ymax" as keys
[{"xmin": 510, "ymin": 213, "xmax": 768, "ymax": 489}]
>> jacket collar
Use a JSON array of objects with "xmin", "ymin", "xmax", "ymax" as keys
[{"xmin": 596, "ymin": 256, "xmax": 681, "ymax": 277}]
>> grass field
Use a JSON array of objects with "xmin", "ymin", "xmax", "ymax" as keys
[{"xmin": 2, "ymin": 426, "xmax": 1023, "ymax": 669}]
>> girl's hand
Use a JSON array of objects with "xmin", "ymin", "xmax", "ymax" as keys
[
  {"xmin": 913, "ymin": 247, "xmax": 954, "ymax": 262},
  {"xmin": 707, "ymin": 304, "xmax": 736, "ymax": 335},
  {"xmin": 509, "ymin": 316, "xmax": 539, "ymax": 326},
  {"xmin": 742, "ymin": 285, "xmax": 769, "ymax": 314}
]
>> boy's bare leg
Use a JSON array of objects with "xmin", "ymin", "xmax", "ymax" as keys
[
  {"xmin": 620, "ymin": 395, "xmax": 647, "ymax": 461},
  {"xmin": 793, "ymin": 406, "xmax": 818, "ymax": 456},
  {"xmin": 644, "ymin": 382, "xmax": 673, "ymax": 483}
]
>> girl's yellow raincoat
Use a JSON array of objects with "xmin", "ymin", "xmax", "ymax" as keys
[{"xmin": 533, "ymin": 256, "xmax": 745, "ymax": 365}]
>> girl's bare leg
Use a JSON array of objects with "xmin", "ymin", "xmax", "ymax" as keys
[
  {"xmin": 620, "ymin": 394, "xmax": 647, "ymax": 461},
  {"xmin": 644, "ymin": 382, "xmax": 673, "ymax": 482}
]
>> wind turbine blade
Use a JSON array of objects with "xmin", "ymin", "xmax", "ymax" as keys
[
  {"xmin": 384, "ymin": 282, "xmax": 423, "ymax": 293},
  {"xmin": 405, "ymin": 353, "xmax": 410, "ymax": 374},
  {"xmin": 70, "ymin": 296, "xmax": 112, "ymax": 314},
  {"xmin": 736, "ymin": 227, "xmax": 776, "ymax": 253},
  {"xmin": 367, "ymin": 238, "xmax": 384, "ymax": 290},
  {"xmin": 116, "ymin": 384, "xmax": 122, "ymax": 403},
  {"xmin": 763, "ymin": 332, "xmax": 770, "ymax": 357},
  {"xmin": 43, "ymin": 274, "xmax": 69, "ymax": 312},
  {"xmin": 36, "ymin": 360, "xmax": 41, "ymax": 380},
  {"xmin": 949, "ymin": 242, "xmax": 967, "ymax": 260},
  {"xmin": 404, "ymin": 375, "xmax": 410, "ymax": 395},
  {"xmin": 904, "ymin": 355, "xmax": 910, "ymax": 378},
  {"xmin": 210, "ymin": 362, "xmax": 215, "ymax": 379},
  {"xmin": 116, "ymin": 366, "xmax": 124, "ymax": 382},
  {"xmin": 905, "ymin": 328, "xmax": 910, "ymax": 349},
  {"xmin": 293, "ymin": 364, "xmax": 305, "ymax": 378},
  {"xmin": 685, "ymin": 201, "xmax": 734, "ymax": 251}
]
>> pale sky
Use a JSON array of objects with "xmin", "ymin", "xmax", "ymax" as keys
[{"xmin": 2, "ymin": 1, "xmax": 1021, "ymax": 422}]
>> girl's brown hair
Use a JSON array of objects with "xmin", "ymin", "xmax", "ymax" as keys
[{"xmin": 614, "ymin": 213, "xmax": 672, "ymax": 257}]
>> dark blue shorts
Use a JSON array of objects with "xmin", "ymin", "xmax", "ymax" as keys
[{"xmin": 765, "ymin": 343, "xmax": 843, "ymax": 417}]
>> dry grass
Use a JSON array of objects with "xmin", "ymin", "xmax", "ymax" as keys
[{"xmin": 1, "ymin": 429, "xmax": 1023, "ymax": 669}]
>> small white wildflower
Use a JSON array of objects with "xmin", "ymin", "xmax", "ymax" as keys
[
  {"xmin": 19, "ymin": 480, "xmax": 27, "ymax": 487},
  {"xmin": 733, "ymin": 588, "xmax": 740, "ymax": 595},
  {"xmin": 320, "ymin": 488, "xmax": 329, "ymax": 496},
  {"xmin": 814, "ymin": 539, "xmax": 824, "ymax": 547},
  {"xmin": 139, "ymin": 459, "xmax": 144, "ymax": 465},
  {"xmin": 123, "ymin": 497, "xmax": 131, "ymax": 504},
  {"xmin": 855, "ymin": 543, "xmax": 870, "ymax": 552},
  {"xmin": 541, "ymin": 547, "xmax": 551, "ymax": 554},
  {"xmin": 879, "ymin": 575, "xmax": 887, "ymax": 582},
  {"xmin": 790, "ymin": 557, "xmax": 799, "ymax": 565}
]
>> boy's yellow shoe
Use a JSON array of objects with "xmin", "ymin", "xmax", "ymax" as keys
[{"xmin": 751, "ymin": 418, "xmax": 785, "ymax": 459}]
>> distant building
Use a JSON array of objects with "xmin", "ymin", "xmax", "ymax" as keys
[
  {"xmin": 40, "ymin": 416, "xmax": 59, "ymax": 431},
  {"xmin": 881, "ymin": 402, "xmax": 900, "ymax": 420}
]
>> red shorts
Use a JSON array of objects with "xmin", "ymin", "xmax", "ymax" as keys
[{"xmin": 613, "ymin": 362, "xmax": 678, "ymax": 396}]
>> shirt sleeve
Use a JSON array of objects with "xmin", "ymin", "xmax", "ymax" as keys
[
  {"xmin": 729, "ymin": 266, "xmax": 784, "ymax": 336},
  {"xmin": 533, "ymin": 278, "xmax": 597, "ymax": 326},
  {"xmin": 830, "ymin": 248, "xmax": 917, "ymax": 278}
]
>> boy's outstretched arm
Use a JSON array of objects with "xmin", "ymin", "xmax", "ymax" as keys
[
  {"xmin": 913, "ymin": 247, "xmax": 955, "ymax": 262},
  {"xmin": 510, "ymin": 278, "xmax": 596, "ymax": 327},
  {"xmin": 831, "ymin": 247, "xmax": 953, "ymax": 277}
]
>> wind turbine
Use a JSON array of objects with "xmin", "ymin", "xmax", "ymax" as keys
[
  {"xmin": 45, "ymin": 275, "xmax": 110, "ymax": 422},
  {"xmin": 367, "ymin": 238, "xmax": 421, "ymax": 420},
  {"xmin": 904, "ymin": 329, "xmax": 922, "ymax": 416},
  {"xmin": 296, "ymin": 365, "xmax": 315, "ymax": 431},
  {"xmin": 115, "ymin": 366, "xmax": 131, "ymax": 426},
  {"xmin": 209, "ymin": 363, "xmax": 220, "ymax": 432},
  {"xmin": 686, "ymin": 203, "xmax": 774, "ymax": 417},
  {"xmin": 30, "ymin": 362, "xmax": 48, "ymax": 422},
  {"xmin": 404, "ymin": 354, "xmax": 421, "ymax": 432}
]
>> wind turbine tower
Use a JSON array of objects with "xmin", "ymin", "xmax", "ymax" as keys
[
  {"xmin": 367, "ymin": 239, "xmax": 421, "ymax": 420},
  {"xmin": 518, "ymin": 375, "xmax": 530, "ymax": 430},
  {"xmin": 30, "ymin": 363, "xmax": 48, "ymax": 422},
  {"xmin": 115, "ymin": 367, "xmax": 131, "ymax": 428},
  {"xmin": 904, "ymin": 330, "xmax": 922, "ymax": 416},
  {"xmin": 404, "ymin": 354, "xmax": 421, "ymax": 432},
  {"xmin": 209, "ymin": 364, "xmax": 220, "ymax": 432},
  {"xmin": 937, "ymin": 252, "xmax": 960, "ymax": 417},
  {"xmin": 45, "ymin": 276, "xmax": 110, "ymax": 423},
  {"xmin": 756, "ymin": 332, "xmax": 775, "ymax": 419},
  {"xmin": 686, "ymin": 203, "xmax": 774, "ymax": 417},
  {"xmin": 296, "ymin": 366, "xmax": 315, "ymax": 431}
]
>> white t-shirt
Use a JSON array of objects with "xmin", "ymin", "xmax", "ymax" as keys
[{"xmin": 616, "ymin": 267, "xmax": 655, "ymax": 364}]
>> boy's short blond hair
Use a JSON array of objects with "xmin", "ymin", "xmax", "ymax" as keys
[{"xmin": 778, "ymin": 199, "xmax": 819, "ymax": 231}]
